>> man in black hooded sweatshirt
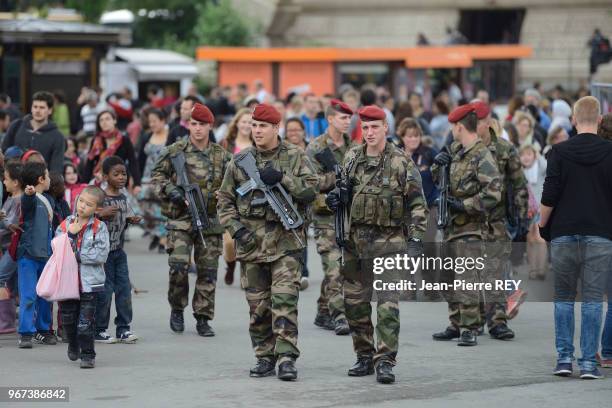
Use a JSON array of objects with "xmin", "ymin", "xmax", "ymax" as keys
[
  {"xmin": 539, "ymin": 96, "xmax": 612, "ymax": 380},
  {"xmin": 1, "ymin": 91, "xmax": 65, "ymax": 174}
]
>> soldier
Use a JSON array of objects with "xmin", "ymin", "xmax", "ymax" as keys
[
  {"xmin": 217, "ymin": 104, "xmax": 317, "ymax": 381},
  {"xmin": 151, "ymin": 103, "xmax": 231, "ymax": 337},
  {"xmin": 305, "ymin": 99, "xmax": 357, "ymax": 335},
  {"xmin": 431, "ymin": 104, "xmax": 502, "ymax": 346},
  {"xmin": 326, "ymin": 105, "xmax": 428, "ymax": 384},
  {"xmin": 473, "ymin": 100, "xmax": 529, "ymax": 339}
]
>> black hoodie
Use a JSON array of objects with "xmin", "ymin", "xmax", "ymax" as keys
[
  {"xmin": 541, "ymin": 133, "xmax": 612, "ymax": 240},
  {"xmin": 1, "ymin": 114, "xmax": 65, "ymax": 174}
]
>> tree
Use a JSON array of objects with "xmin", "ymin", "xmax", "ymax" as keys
[
  {"xmin": 194, "ymin": 0, "xmax": 252, "ymax": 47},
  {"xmin": 65, "ymin": 0, "xmax": 108, "ymax": 23}
]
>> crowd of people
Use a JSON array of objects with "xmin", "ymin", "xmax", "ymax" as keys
[{"xmin": 0, "ymin": 78, "xmax": 610, "ymax": 383}]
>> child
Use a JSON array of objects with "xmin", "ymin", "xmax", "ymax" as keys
[
  {"xmin": 58, "ymin": 185, "xmax": 109, "ymax": 368},
  {"xmin": 95, "ymin": 156, "xmax": 140, "ymax": 344},
  {"xmin": 0, "ymin": 162, "xmax": 23, "ymax": 334},
  {"xmin": 16, "ymin": 161, "xmax": 54, "ymax": 348},
  {"xmin": 64, "ymin": 163, "xmax": 87, "ymax": 211}
]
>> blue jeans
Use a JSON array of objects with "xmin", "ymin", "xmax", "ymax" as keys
[
  {"xmin": 17, "ymin": 257, "xmax": 51, "ymax": 335},
  {"xmin": 95, "ymin": 249, "xmax": 132, "ymax": 336},
  {"xmin": 552, "ymin": 235, "xmax": 612, "ymax": 371},
  {"xmin": 601, "ymin": 265, "xmax": 612, "ymax": 359}
]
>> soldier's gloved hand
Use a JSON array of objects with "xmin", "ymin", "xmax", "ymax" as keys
[
  {"xmin": 447, "ymin": 196, "xmax": 465, "ymax": 212},
  {"xmin": 407, "ymin": 238, "xmax": 424, "ymax": 257},
  {"xmin": 168, "ymin": 188, "xmax": 186, "ymax": 207},
  {"xmin": 433, "ymin": 150, "xmax": 452, "ymax": 166},
  {"xmin": 325, "ymin": 190, "xmax": 341, "ymax": 211},
  {"xmin": 260, "ymin": 163, "xmax": 283, "ymax": 186},
  {"xmin": 314, "ymin": 148, "xmax": 337, "ymax": 173},
  {"xmin": 234, "ymin": 227, "xmax": 256, "ymax": 253}
]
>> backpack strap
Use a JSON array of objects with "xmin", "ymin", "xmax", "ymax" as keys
[{"xmin": 91, "ymin": 218, "xmax": 100, "ymax": 239}]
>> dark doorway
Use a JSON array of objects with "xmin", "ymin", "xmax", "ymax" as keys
[{"xmin": 459, "ymin": 9, "xmax": 526, "ymax": 44}]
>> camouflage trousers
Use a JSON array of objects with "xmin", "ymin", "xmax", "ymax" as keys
[
  {"xmin": 241, "ymin": 253, "xmax": 302, "ymax": 365},
  {"xmin": 166, "ymin": 228, "xmax": 221, "ymax": 320},
  {"xmin": 441, "ymin": 237, "xmax": 484, "ymax": 330},
  {"xmin": 446, "ymin": 239, "xmax": 510, "ymax": 330},
  {"xmin": 314, "ymin": 227, "xmax": 346, "ymax": 322},
  {"xmin": 343, "ymin": 252, "xmax": 400, "ymax": 366},
  {"xmin": 478, "ymin": 240, "xmax": 510, "ymax": 329}
]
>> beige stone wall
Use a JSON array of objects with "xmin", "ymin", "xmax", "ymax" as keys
[{"xmin": 261, "ymin": 0, "xmax": 612, "ymax": 90}]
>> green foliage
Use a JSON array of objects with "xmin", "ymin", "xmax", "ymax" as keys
[
  {"xmin": 65, "ymin": 0, "xmax": 108, "ymax": 22},
  {"xmin": 194, "ymin": 0, "xmax": 252, "ymax": 47}
]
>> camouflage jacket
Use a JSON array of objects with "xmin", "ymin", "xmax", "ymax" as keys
[
  {"xmin": 150, "ymin": 138, "xmax": 232, "ymax": 233},
  {"xmin": 305, "ymin": 131, "xmax": 356, "ymax": 228},
  {"xmin": 343, "ymin": 142, "xmax": 428, "ymax": 256},
  {"xmin": 484, "ymin": 128, "xmax": 529, "ymax": 239},
  {"xmin": 217, "ymin": 139, "xmax": 318, "ymax": 263}
]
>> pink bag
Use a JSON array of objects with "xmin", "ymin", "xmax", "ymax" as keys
[{"xmin": 36, "ymin": 233, "xmax": 80, "ymax": 301}]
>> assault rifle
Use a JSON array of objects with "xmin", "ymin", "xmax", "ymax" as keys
[
  {"xmin": 333, "ymin": 165, "xmax": 350, "ymax": 265},
  {"xmin": 436, "ymin": 146, "xmax": 450, "ymax": 230},
  {"xmin": 235, "ymin": 152, "xmax": 304, "ymax": 246},
  {"xmin": 171, "ymin": 153, "xmax": 210, "ymax": 248}
]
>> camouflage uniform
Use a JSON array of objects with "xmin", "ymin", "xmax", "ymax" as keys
[
  {"xmin": 151, "ymin": 138, "xmax": 231, "ymax": 320},
  {"xmin": 217, "ymin": 139, "xmax": 317, "ymax": 365},
  {"xmin": 341, "ymin": 142, "xmax": 428, "ymax": 366},
  {"xmin": 305, "ymin": 132, "xmax": 356, "ymax": 324},
  {"xmin": 433, "ymin": 139, "xmax": 502, "ymax": 330},
  {"xmin": 479, "ymin": 128, "xmax": 529, "ymax": 329}
]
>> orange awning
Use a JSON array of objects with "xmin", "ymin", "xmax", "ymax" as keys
[
  {"xmin": 404, "ymin": 48, "xmax": 472, "ymax": 69},
  {"xmin": 196, "ymin": 45, "xmax": 532, "ymax": 69}
]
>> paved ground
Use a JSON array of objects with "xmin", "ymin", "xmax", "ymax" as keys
[{"xmin": 1, "ymin": 233, "xmax": 611, "ymax": 407}]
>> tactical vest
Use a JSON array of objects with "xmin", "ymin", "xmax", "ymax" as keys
[{"xmin": 348, "ymin": 150, "xmax": 405, "ymax": 228}]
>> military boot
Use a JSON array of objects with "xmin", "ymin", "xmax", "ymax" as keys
[
  {"xmin": 489, "ymin": 323, "xmax": 515, "ymax": 340},
  {"xmin": 432, "ymin": 326, "xmax": 460, "ymax": 341},
  {"xmin": 224, "ymin": 261, "xmax": 236, "ymax": 286},
  {"xmin": 347, "ymin": 356, "xmax": 374, "ymax": 376},
  {"xmin": 195, "ymin": 316, "xmax": 215, "ymax": 337},
  {"xmin": 334, "ymin": 318, "xmax": 350, "ymax": 336},
  {"xmin": 376, "ymin": 361, "xmax": 395, "ymax": 384},
  {"xmin": 249, "ymin": 358, "xmax": 276, "ymax": 377},
  {"xmin": 170, "ymin": 310, "xmax": 184, "ymax": 333},
  {"xmin": 314, "ymin": 310, "xmax": 333, "ymax": 330},
  {"xmin": 457, "ymin": 329, "xmax": 478, "ymax": 346},
  {"xmin": 277, "ymin": 360, "xmax": 298, "ymax": 381}
]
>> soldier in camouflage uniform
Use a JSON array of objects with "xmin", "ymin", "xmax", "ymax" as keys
[
  {"xmin": 326, "ymin": 105, "xmax": 428, "ymax": 384},
  {"xmin": 473, "ymin": 100, "xmax": 529, "ymax": 339},
  {"xmin": 431, "ymin": 104, "xmax": 502, "ymax": 346},
  {"xmin": 217, "ymin": 104, "xmax": 317, "ymax": 381},
  {"xmin": 305, "ymin": 99, "xmax": 357, "ymax": 335},
  {"xmin": 151, "ymin": 103, "xmax": 231, "ymax": 337}
]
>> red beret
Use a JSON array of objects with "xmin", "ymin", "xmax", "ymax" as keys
[
  {"xmin": 252, "ymin": 104, "xmax": 281, "ymax": 125},
  {"xmin": 330, "ymin": 99, "xmax": 353, "ymax": 115},
  {"xmin": 358, "ymin": 105, "xmax": 386, "ymax": 122},
  {"xmin": 448, "ymin": 104, "xmax": 476, "ymax": 123},
  {"xmin": 471, "ymin": 101, "xmax": 490, "ymax": 120},
  {"xmin": 191, "ymin": 103, "xmax": 214, "ymax": 124}
]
